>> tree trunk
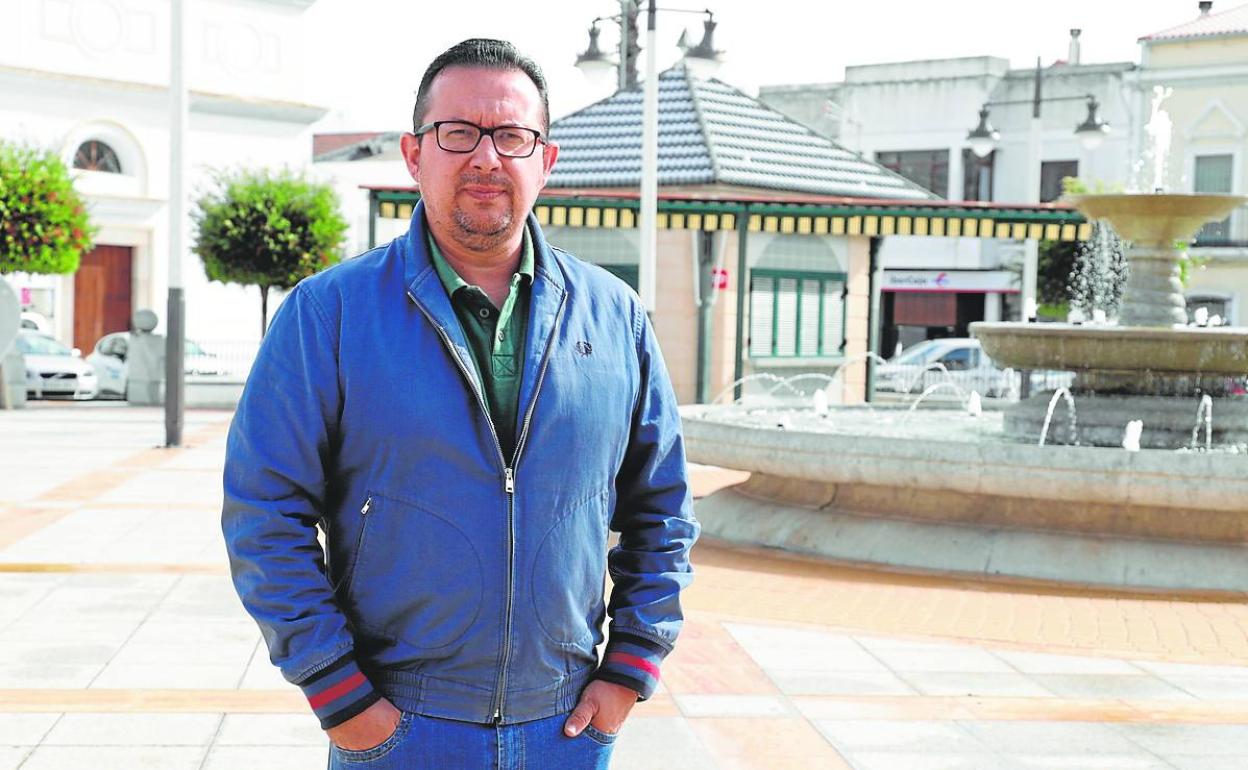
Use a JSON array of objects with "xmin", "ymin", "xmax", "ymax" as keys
[{"xmin": 260, "ymin": 285, "xmax": 269, "ymax": 339}]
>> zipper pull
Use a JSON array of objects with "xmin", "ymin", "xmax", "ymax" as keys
[
  {"xmin": 493, "ymin": 707, "xmax": 502, "ymax": 722},
  {"xmin": 360, "ymin": 497, "xmax": 372, "ymax": 515},
  {"xmin": 504, "ymin": 468, "xmax": 515, "ymax": 495}
]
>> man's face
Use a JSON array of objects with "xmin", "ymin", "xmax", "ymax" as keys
[{"xmin": 401, "ymin": 66, "xmax": 558, "ymax": 256}]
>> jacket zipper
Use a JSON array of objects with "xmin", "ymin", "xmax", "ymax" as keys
[
  {"xmin": 409, "ymin": 290, "xmax": 566, "ymax": 723},
  {"xmin": 409, "ymin": 293, "xmax": 515, "ymax": 722},
  {"xmin": 488, "ymin": 295, "xmax": 564, "ymax": 722}
]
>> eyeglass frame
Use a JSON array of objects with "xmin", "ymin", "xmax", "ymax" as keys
[{"xmin": 413, "ymin": 120, "xmax": 548, "ymax": 159}]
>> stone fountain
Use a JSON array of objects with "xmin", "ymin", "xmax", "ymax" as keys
[
  {"xmin": 681, "ymin": 191, "xmax": 1248, "ymax": 595},
  {"xmin": 972, "ymin": 192, "xmax": 1248, "ymax": 448}
]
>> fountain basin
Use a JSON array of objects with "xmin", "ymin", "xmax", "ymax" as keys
[
  {"xmin": 1063, "ymin": 193, "xmax": 1245, "ymax": 245},
  {"xmin": 972, "ymin": 322, "xmax": 1248, "ymax": 376},
  {"xmin": 683, "ymin": 404, "xmax": 1248, "ymax": 594}
]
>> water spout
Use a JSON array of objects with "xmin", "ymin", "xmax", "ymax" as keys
[
  {"xmin": 1038, "ymin": 388, "xmax": 1077, "ymax": 447},
  {"xmin": 1123, "ymin": 420, "xmax": 1143, "ymax": 452},
  {"xmin": 907, "ymin": 382, "xmax": 969, "ymax": 412},
  {"xmin": 813, "ymin": 388, "xmax": 829, "ymax": 416},
  {"xmin": 1191, "ymin": 395, "xmax": 1213, "ymax": 452},
  {"xmin": 967, "ymin": 391, "xmax": 983, "ymax": 417}
]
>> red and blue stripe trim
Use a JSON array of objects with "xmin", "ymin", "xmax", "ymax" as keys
[
  {"xmin": 595, "ymin": 632, "xmax": 669, "ymax": 699},
  {"xmin": 300, "ymin": 655, "xmax": 380, "ymax": 729}
]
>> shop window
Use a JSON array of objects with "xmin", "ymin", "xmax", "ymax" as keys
[{"xmin": 749, "ymin": 269, "xmax": 846, "ymax": 358}]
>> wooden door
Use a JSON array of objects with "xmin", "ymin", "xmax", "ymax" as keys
[{"xmin": 73, "ymin": 245, "xmax": 133, "ymax": 353}]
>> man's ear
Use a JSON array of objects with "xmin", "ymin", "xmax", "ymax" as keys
[
  {"xmin": 540, "ymin": 141, "xmax": 559, "ymax": 184},
  {"xmin": 399, "ymin": 132, "xmax": 422, "ymax": 183}
]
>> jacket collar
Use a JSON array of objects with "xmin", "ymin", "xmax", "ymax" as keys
[{"xmin": 403, "ymin": 201, "xmax": 567, "ymax": 448}]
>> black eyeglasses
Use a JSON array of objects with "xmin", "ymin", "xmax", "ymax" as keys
[{"xmin": 414, "ymin": 121, "xmax": 546, "ymax": 158}]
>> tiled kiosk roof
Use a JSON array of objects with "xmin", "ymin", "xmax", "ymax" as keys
[{"xmin": 548, "ymin": 63, "xmax": 936, "ymax": 201}]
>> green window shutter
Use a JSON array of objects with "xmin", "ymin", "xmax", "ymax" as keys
[
  {"xmin": 822, "ymin": 281, "xmax": 846, "ymax": 355},
  {"xmin": 749, "ymin": 274, "xmax": 775, "ymax": 357},
  {"xmin": 750, "ymin": 269, "xmax": 848, "ymax": 359},
  {"xmin": 775, "ymin": 277, "xmax": 799, "ymax": 356}
]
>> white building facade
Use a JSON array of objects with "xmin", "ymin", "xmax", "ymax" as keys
[
  {"xmin": 0, "ymin": 0, "xmax": 327, "ymax": 354},
  {"xmin": 760, "ymin": 39, "xmax": 1139, "ymax": 354}
]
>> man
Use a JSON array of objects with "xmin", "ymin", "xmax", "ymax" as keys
[{"xmin": 222, "ymin": 38, "xmax": 698, "ymax": 768}]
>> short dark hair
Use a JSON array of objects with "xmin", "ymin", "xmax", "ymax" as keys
[{"xmin": 412, "ymin": 38, "xmax": 550, "ymax": 134}]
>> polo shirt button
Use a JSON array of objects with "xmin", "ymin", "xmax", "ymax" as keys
[{"xmin": 478, "ymin": 308, "xmax": 490, "ymax": 319}]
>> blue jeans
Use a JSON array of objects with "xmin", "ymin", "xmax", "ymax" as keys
[{"xmin": 328, "ymin": 711, "xmax": 616, "ymax": 770}]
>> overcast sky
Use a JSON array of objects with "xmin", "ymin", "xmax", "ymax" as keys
[{"xmin": 303, "ymin": 0, "xmax": 1208, "ymax": 132}]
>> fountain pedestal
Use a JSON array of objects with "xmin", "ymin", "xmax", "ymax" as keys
[{"xmin": 1119, "ymin": 245, "xmax": 1187, "ymax": 326}]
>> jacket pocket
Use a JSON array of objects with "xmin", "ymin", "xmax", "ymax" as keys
[
  {"xmin": 343, "ymin": 493, "xmax": 484, "ymax": 651},
  {"xmin": 530, "ymin": 491, "xmax": 610, "ymax": 647}
]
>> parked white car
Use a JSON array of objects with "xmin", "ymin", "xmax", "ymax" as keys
[
  {"xmin": 87, "ymin": 332, "xmax": 227, "ymax": 398},
  {"xmin": 875, "ymin": 338, "xmax": 1014, "ymax": 398},
  {"xmin": 15, "ymin": 331, "xmax": 99, "ymax": 400},
  {"xmin": 19, "ymin": 311, "xmax": 52, "ymax": 335}
]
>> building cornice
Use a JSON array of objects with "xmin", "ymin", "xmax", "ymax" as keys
[{"xmin": 0, "ymin": 65, "xmax": 328, "ymax": 124}]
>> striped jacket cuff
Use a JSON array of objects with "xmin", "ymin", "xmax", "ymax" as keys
[
  {"xmin": 300, "ymin": 655, "xmax": 380, "ymax": 729},
  {"xmin": 594, "ymin": 632, "xmax": 668, "ymax": 700}
]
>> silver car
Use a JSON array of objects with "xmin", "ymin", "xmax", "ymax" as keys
[{"xmin": 15, "ymin": 331, "xmax": 99, "ymax": 400}]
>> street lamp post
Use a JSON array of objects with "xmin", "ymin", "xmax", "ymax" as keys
[
  {"xmin": 576, "ymin": 3, "xmax": 722, "ymax": 314},
  {"xmin": 967, "ymin": 58, "xmax": 1110, "ymax": 325},
  {"xmin": 165, "ymin": 0, "xmax": 187, "ymax": 447}
]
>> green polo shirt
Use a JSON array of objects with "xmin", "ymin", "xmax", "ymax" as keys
[{"xmin": 428, "ymin": 228, "xmax": 533, "ymax": 461}]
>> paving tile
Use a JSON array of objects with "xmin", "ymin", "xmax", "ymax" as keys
[
  {"xmin": 868, "ymin": 648, "xmax": 1017, "ymax": 675},
  {"xmin": 88, "ymin": 661, "xmax": 247, "ymax": 689},
  {"xmin": 1167, "ymin": 758, "xmax": 1248, "ymax": 770},
  {"xmin": 611, "ymin": 716, "xmax": 719, "ymax": 770},
  {"xmin": 1005, "ymin": 756, "xmax": 1172, "ymax": 769},
  {"xmin": 1115, "ymin": 723, "xmax": 1248, "ymax": 757},
  {"xmin": 993, "ymin": 650, "xmax": 1146, "ymax": 676},
  {"xmin": 673, "ymin": 694, "xmax": 791, "ymax": 717},
  {"xmin": 960, "ymin": 721, "xmax": 1149, "ymax": 756},
  {"xmin": 0, "ymin": 663, "xmax": 103, "ymax": 688},
  {"xmin": 19, "ymin": 746, "xmax": 207, "ymax": 770},
  {"xmin": 201, "ymin": 745, "xmax": 329, "ymax": 770},
  {"xmin": 896, "ymin": 672, "xmax": 1054, "ymax": 698},
  {"xmin": 1029, "ymin": 674, "xmax": 1195, "ymax": 701},
  {"xmin": 813, "ymin": 719, "xmax": 990, "ymax": 753},
  {"xmin": 842, "ymin": 752, "xmax": 1014, "ymax": 770},
  {"xmin": 767, "ymin": 669, "xmax": 916, "ymax": 697},
  {"xmin": 1129, "ymin": 660, "xmax": 1248, "ymax": 680},
  {"xmin": 687, "ymin": 717, "xmax": 854, "ymax": 769},
  {"xmin": 0, "ymin": 746, "xmax": 32, "ymax": 770},
  {"xmin": 0, "ymin": 714, "xmax": 60, "ymax": 745},
  {"xmin": 214, "ymin": 713, "xmax": 325, "ymax": 746},
  {"xmin": 238, "ymin": 653, "xmax": 292, "ymax": 690},
  {"xmin": 1161, "ymin": 675, "xmax": 1248, "ymax": 700},
  {"xmin": 43, "ymin": 713, "xmax": 221, "ymax": 746},
  {"xmin": 724, "ymin": 623, "xmax": 886, "ymax": 673},
  {"xmin": 0, "ymin": 639, "xmax": 119, "ymax": 666}
]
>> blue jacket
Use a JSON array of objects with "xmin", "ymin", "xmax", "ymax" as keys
[{"xmin": 222, "ymin": 203, "xmax": 699, "ymax": 729}]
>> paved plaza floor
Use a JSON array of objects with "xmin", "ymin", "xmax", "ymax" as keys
[{"xmin": 1, "ymin": 403, "xmax": 1248, "ymax": 769}]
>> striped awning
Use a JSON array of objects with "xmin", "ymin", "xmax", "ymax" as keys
[{"xmin": 372, "ymin": 193, "xmax": 1091, "ymax": 242}]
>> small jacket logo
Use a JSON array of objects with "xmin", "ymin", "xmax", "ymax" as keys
[{"xmin": 575, "ymin": 340, "xmax": 593, "ymax": 357}]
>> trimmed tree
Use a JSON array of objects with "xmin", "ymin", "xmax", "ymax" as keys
[
  {"xmin": 0, "ymin": 142, "xmax": 94, "ymax": 275},
  {"xmin": 192, "ymin": 168, "xmax": 347, "ymax": 337}
]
